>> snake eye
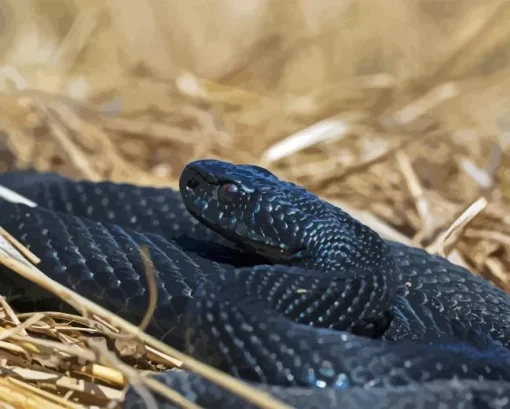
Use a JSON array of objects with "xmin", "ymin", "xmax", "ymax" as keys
[{"xmin": 218, "ymin": 183, "xmax": 239, "ymax": 203}]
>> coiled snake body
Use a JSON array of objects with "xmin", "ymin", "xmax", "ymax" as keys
[{"xmin": 0, "ymin": 160, "xmax": 509, "ymax": 409}]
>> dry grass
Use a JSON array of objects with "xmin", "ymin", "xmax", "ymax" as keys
[{"xmin": 0, "ymin": 0, "xmax": 509, "ymax": 407}]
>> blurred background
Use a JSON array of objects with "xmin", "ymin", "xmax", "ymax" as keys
[{"xmin": 0, "ymin": 0, "xmax": 510, "ymax": 292}]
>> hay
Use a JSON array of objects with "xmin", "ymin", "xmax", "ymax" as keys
[{"xmin": 0, "ymin": 0, "xmax": 509, "ymax": 407}]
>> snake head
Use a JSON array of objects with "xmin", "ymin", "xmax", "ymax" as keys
[
  {"xmin": 179, "ymin": 159, "xmax": 389, "ymax": 275},
  {"xmin": 179, "ymin": 159, "xmax": 322, "ymax": 263}
]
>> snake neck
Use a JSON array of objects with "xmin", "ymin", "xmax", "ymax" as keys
[
  {"xmin": 179, "ymin": 159, "xmax": 400, "ymax": 280},
  {"xmin": 296, "ymin": 206, "xmax": 398, "ymax": 278}
]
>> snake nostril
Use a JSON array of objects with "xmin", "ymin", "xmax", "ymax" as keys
[{"xmin": 186, "ymin": 177, "xmax": 200, "ymax": 190}]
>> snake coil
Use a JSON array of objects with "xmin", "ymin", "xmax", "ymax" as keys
[{"xmin": 0, "ymin": 160, "xmax": 508, "ymax": 409}]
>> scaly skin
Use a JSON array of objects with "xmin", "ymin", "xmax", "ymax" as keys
[
  {"xmin": 123, "ymin": 373, "xmax": 510, "ymax": 409},
  {"xmin": 0, "ymin": 161, "xmax": 508, "ymax": 409},
  {"xmin": 179, "ymin": 160, "xmax": 510, "ymax": 348}
]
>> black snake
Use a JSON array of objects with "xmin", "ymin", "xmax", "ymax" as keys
[{"xmin": 0, "ymin": 160, "xmax": 509, "ymax": 409}]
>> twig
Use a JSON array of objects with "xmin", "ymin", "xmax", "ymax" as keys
[
  {"xmin": 260, "ymin": 115, "xmax": 359, "ymax": 165},
  {"xmin": 138, "ymin": 246, "xmax": 158, "ymax": 332},
  {"xmin": 391, "ymin": 83, "xmax": 459, "ymax": 124},
  {"xmin": 0, "ymin": 227, "xmax": 40, "ymax": 265},
  {"xmin": 0, "ymin": 188, "xmax": 37, "ymax": 209},
  {"xmin": 0, "ymin": 313, "xmax": 46, "ymax": 342},
  {"xmin": 35, "ymin": 100, "xmax": 101, "ymax": 181},
  {"xmin": 395, "ymin": 150, "xmax": 433, "ymax": 234},
  {"xmin": 426, "ymin": 197, "xmax": 489, "ymax": 257}
]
